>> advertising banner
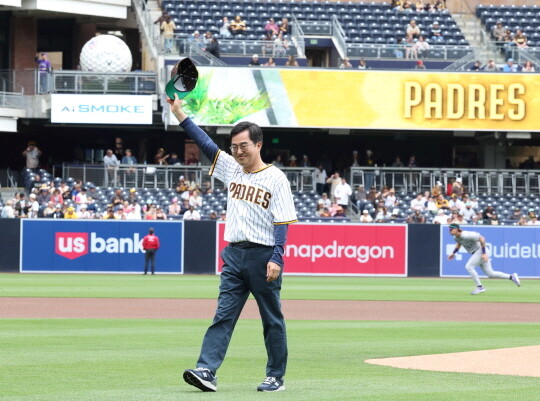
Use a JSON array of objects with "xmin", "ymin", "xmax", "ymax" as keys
[
  {"xmin": 216, "ymin": 223, "xmax": 407, "ymax": 276},
  {"xmin": 21, "ymin": 220, "xmax": 183, "ymax": 273},
  {"xmin": 169, "ymin": 66, "xmax": 540, "ymax": 132},
  {"xmin": 51, "ymin": 94, "xmax": 153, "ymax": 124},
  {"xmin": 440, "ymin": 225, "xmax": 540, "ymax": 278}
]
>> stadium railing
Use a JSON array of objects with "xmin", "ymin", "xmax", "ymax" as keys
[
  {"xmin": 350, "ymin": 167, "xmax": 540, "ymax": 195},
  {"xmin": 59, "ymin": 163, "xmax": 316, "ymax": 192}
]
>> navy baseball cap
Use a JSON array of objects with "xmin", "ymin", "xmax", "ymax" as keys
[
  {"xmin": 165, "ymin": 58, "xmax": 198, "ymax": 100},
  {"xmin": 449, "ymin": 223, "xmax": 460, "ymax": 230}
]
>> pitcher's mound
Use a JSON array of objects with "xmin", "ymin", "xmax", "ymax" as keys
[{"xmin": 365, "ymin": 345, "xmax": 540, "ymax": 378}]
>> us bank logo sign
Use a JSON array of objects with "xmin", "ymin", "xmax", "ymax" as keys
[
  {"xmin": 51, "ymin": 94, "xmax": 152, "ymax": 124},
  {"xmin": 440, "ymin": 225, "xmax": 540, "ymax": 278},
  {"xmin": 21, "ymin": 220, "xmax": 183, "ymax": 273}
]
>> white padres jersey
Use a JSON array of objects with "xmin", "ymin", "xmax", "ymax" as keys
[
  {"xmin": 210, "ymin": 150, "xmax": 298, "ymax": 245},
  {"xmin": 454, "ymin": 230, "xmax": 482, "ymax": 253}
]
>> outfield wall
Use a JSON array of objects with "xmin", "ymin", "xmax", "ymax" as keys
[{"xmin": 1, "ymin": 220, "xmax": 536, "ymax": 278}]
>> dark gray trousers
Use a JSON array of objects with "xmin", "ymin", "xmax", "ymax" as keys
[
  {"xmin": 197, "ymin": 244, "xmax": 287, "ymax": 377},
  {"xmin": 144, "ymin": 249, "xmax": 156, "ymax": 274}
]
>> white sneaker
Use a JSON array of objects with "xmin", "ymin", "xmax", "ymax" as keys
[
  {"xmin": 471, "ymin": 286, "xmax": 486, "ymax": 295},
  {"xmin": 511, "ymin": 273, "xmax": 521, "ymax": 287}
]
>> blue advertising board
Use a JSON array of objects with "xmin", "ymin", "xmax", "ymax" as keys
[
  {"xmin": 21, "ymin": 220, "xmax": 183, "ymax": 273},
  {"xmin": 440, "ymin": 225, "xmax": 540, "ymax": 278}
]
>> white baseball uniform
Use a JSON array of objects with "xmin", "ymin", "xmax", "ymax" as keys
[
  {"xmin": 453, "ymin": 230, "xmax": 511, "ymax": 286},
  {"xmin": 210, "ymin": 150, "xmax": 298, "ymax": 245}
]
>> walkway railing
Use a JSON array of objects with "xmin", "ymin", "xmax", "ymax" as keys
[
  {"xmin": 60, "ymin": 164, "xmax": 316, "ymax": 192},
  {"xmin": 350, "ymin": 167, "xmax": 540, "ymax": 195}
]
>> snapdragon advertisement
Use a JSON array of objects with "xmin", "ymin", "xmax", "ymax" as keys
[
  {"xmin": 216, "ymin": 222, "xmax": 407, "ymax": 276},
  {"xmin": 168, "ymin": 66, "xmax": 540, "ymax": 131},
  {"xmin": 440, "ymin": 225, "xmax": 540, "ymax": 278}
]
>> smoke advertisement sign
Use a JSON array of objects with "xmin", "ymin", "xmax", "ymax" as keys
[
  {"xmin": 21, "ymin": 220, "xmax": 183, "ymax": 273},
  {"xmin": 216, "ymin": 223, "xmax": 407, "ymax": 276},
  {"xmin": 440, "ymin": 225, "xmax": 540, "ymax": 278}
]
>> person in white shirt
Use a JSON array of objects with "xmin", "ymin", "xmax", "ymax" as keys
[
  {"xmin": 448, "ymin": 194, "xmax": 464, "ymax": 212},
  {"xmin": 384, "ymin": 188, "xmax": 397, "ymax": 209},
  {"xmin": 432, "ymin": 209, "xmax": 448, "ymax": 224},
  {"xmin": 78, "ymin": 205, "xmax": 92, "ymax": 219},
  {"xmin": 314, "ymin": 164, "xmax": 327, "ymax": 195},
  {"xmin": 410, "ymin": 193, "xmax": 425, "ymax": 211},
  {"xmin": 28, "ymin": 193, "xmax": 40, "ymax": 218},
  {"xmin": 334, "ymin": 177, "xmax": 352, "ymax": 210},
  {"xmin": 317, "ymin": 193, "xmax": 331, "ymax": 209},
  {"xmin": 189, "ymin": 190, "xmax": 203, "ymax": 208},
  {"xmin": 183, "ymin": 205, "xmax": 201, "ymax": 220},
  {"xmin": 103, "ymin": 149, "xmax": 120, "ymax": 186},
  {"xmin": 448, "ymin": 224, "xmax": 521, "ymax": 295},
  {"xmin": 1, "ymin": 200, "xmax": 16, "ymax": 218},
  {"xmin": 461, "ymin": 202, "xmax": 476, "ymax": 222},
  {"xmin": 360, "ymin": 209, "xmax": 373, "ymax": 223}
]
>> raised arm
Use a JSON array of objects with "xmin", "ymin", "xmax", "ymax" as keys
[{"xmin": 167, "ymin": 94, "xmax": 219, "ymax": 161}]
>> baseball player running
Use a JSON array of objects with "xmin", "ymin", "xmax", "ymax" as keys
[
  {"xmin": 167, "ymin": 94, "xmax": 297, "ymax": 392},
  {"xmin": 447, "ymin": 223, "xmax": 521, "ymax": 294}
]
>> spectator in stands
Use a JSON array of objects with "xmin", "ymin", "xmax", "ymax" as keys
[
  {"xmin": 230, "ymin": 15, "xmax": 247, "ymax": 35},
  {"xmin": 188, "ymin": 31, "xmax": 204, "ymax": 49},
  {"xmin": 318, "ymin": 192, "xmax": 332, "ymax": 210},
  {"xmin": 1, "ymin": 200, "xmax": 15, "ymax": 218},
  {"xmin": 300, "ymin": 154, "xmax": 310, "ymax": 167},
  {"xmin": 358, "ymin": 59, "xmax": 367, "ymax": 69},
  {"xmin": 407, "ymin": 209, "xmax": 425, "ymax": 223},
  {"xmin": 110, "ymin": 189, "xmax": 124, "ymax": 208},
  {"xmin": 502, "ymin": 31, "xmax": 514, "ymax": 59},
  {"xmin": 74, "ymin": 187, "xmax": 88, "ymax": 213},
  {"xmin": 35, "ymin": 52, "xmax": 51, "ymax": 93},
  {"xmin": 155, "ymin": 206, "xmax": 167, "ymax": 220},
  {"xmin": 406, "ymin": 20, "xmax": 420, "ymax": 39},
  {"xmin": 204, "ymin": 37, "xmax": 220, "ymax": 59},
  {"xmin": 391, "ymin": 0, "xmax": 403, "ymax": 11},
  {"xmin": 517, "ymin": 216, "xmax": 528, "ymax": 226},
  {"xmin": 470, "ymin": 60, "xmax": 481, "ymax": 71},
  {"xmin": 415, "ymin": 36, "xmax": 429, "ymax": 59},
  {"xmin": 51, "ymin": 204, "xmax": 63, "ymax": 219},
  {"xmin": 326, "ymin": 172, "xmax": 341, "ymax": 203},
  {"xmin": 285, "ymin": 55, "xmax": 299, "ymax": 67},
  {"xmin": 183, "ymin": 205, "xmax": 201, "ymax": 220},
  {"xmin": 522, "ymin": 61, "xmax": 535, "ymax": 73},
  {"xmin": 410, "ymin": 194, "xmax": 425, "ymax": 211},
  {"xmin": 360, "ymin": 209, "xmax": 374, "ymax": 223},
  {"xmin": 265, "ymin": 18, "xmax": 279, "ymax": 36},
  {"xmin": 384, "ymin": 188, "xmax": 397, "ymax": 209},
  {"xmin": 426, "ymin": 196, "xmax": 437, "ymax": 214},
  {"xmin": 219, "ymin": 210, "xmax": 227, "ymax": 221},
  {"xmin": 483, "ymin": 205, "xmax": 496, "ymax": 221},
  {"xmin": 79, "ymin": 205, "xmax": 92, "ymax": 220},
  {"xmin": 154, "ymin": 11, "xmax": 169, "ymax": 28},
  {"xmin": 355, "ymin": 185, "xmax": 367, "ymax": 209},
  {"xmin": 41, "ymin": 201, "xmax": 54, "ymax": 218},
  {"xmin": 391, "ymin": 156, "xmax": 404, "ymax": 167},
  {"xmin": 263, "ymin": 57, "xmax": 276, "ymax": 67},
  {"xmin": 448, "ymin": 194, "xmax": 464, "ymax": 212},
  {"xmin": 189, "ymin": 189, "xmax": 203, "ymax": 209},
  {"xmin": 434, "ymin": 0, "xmax": 445, "ymax": 10},
  {"xmin": 167, "ymin": 152, "xmax": 181, "ymax": 165},
  {"xmin": 415, "ymin": 60, "xmax": 426, "ymax": 70},
  {"xmin": 407, "ymin": 155, "xmax": 417, "ymax": 167},
  {"xmin": 488, "ymin": 212, "xmax": 500, "ymax": 225},
  {"xmin": 203, "ymin": 31, "xmax": 213, "ymax": 45},
  {"xmin": 394, "ymin": 38, "xmax": 404, "ymax": 59},
  {"xmin": 288, "ymin": 155, "xmax": 297, "ymax": 167},
  {"xmin": 528, "ymin": 215, "xmax": 540, "ymax": 226},
  {"xmin": 339, "ymin": 57, "xmax": 353, "ymax": 69},
  {"xmin": 334, "ymin": 177, "xmax": 353, "ymax": 211},
  {"xmin": 402, "ymin": 0, "xmax": 413, "ymax": 12},
  {"xmin": 37, "ymin": 186, "xmax": 51, "ymax": 205},
  {"xmin": 220, "ymin": 17, "xmax": 231, "ymax": 38},
  {"xmin": 262, "ymin": 33, "xmax": 275, "ymax": 57},
  {"xmin": 405, "ymin": 34, "xmax": 417, "ymax": 60},
  {"xmin": 273, "ymin": 32, "xmax": 289, "ymax": 57},
  {"xmin": 113, "ymin": 205, "xmax": 126, "ymax": 220},
  {"xmin": 334, "ymin": 206, "xmax": 346, "ymax": 218},
  {"xmin": 509, "ymin": 207, "xmax": 522, "ymax": 222},
  {"xmin": 279, "ymin": 18, "xmax": 290, "ymax": 35},
  {"xmin": 350, "ymin": 150, "xmax": 360, "ymax": 167},
  {"xmin": 462, "ymin": 202, "xmax": 476, "ymax": 222},
  {"xmin": 314, "ymin": 164, "xmax": 327, "ymax": 195},
  {"xmin": 513, "ymin": 29, "xmax": 528, "ymax": 49},
  {"xmin": 375, "ymin": 206, "xmax": 390, "ymax": 222},
  {"xmin": 22, "ymin": 141, "xmax": 41, "ymax": 171},
  {"xmin": 154, "ymin": 148, "xmax": 169, "ymax": 165},
  {"xmin": 414, "ymin": 0, "xmax": 425, "ymax": 11},
  {"xmin": 431, "ymin": 181, "xmax": 442, "ymax": 197},
  {"xmin": 64, "ymin": 206, "xmax": 78, "ymax": 219},
  {"xmin": 249, "ymin": 54, "xmax": 261, "ymax": 66},
  {"xmin": 432, "ymin": 209, "xmax": 448, "ymax": 224},
  {"xmin": 121, "ymin": 148, "xmax": 137, "ymax": 170},
  {"xmin": 484, "ymin": 59, "xmax": 499, "ymax": 72},
  {"xmin": 502, "ymin": 58, "xmax": 518, "ymax": 72},
  {"xmin": 430, "ymin": 21, "xmax": 443, "ymax": 42},
  {"xmin": 492, "ymin": 22, "xmax": 505, "ymax": 42},
  {"xmin": 103, "ymin": 149, "xmax": 119, "ymax": 186},
  {"xmin": 161, "ymin": 16, "xmax": 176, "ymax": 53},
  {"xmin": 526, "ymin": 208, "xmax": 537, "ymax": 222},
  {"xmin": 168, "ymin": 197, "xmax": 181, "ymax": 216},
  {"xmin": 14, "ymin": 193, "xmax": 28, "ymax": 218},
  {"xmin": 436, "ymin": 194, "xmax": 449, "ymax": 210}
]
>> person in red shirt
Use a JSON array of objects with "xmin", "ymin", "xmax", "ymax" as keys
[{"xmin": 142, "ymin": 227, "xmax": 160, "ymax": 275}]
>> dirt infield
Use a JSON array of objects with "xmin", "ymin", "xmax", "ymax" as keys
[{"xmin": 1, "ymin": 297, "xmax": 540, "ymax": 322}]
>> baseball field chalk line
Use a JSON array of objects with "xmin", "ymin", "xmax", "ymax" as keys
[{"xmin": 365, "ymin": 345, "xmax": 540, "ymax": 377}]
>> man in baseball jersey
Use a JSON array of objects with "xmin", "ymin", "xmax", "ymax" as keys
[
  {"xmin": 167, "ymin": 94, "xmax": 297, "ymax": 392},
  {"xmin": 447, "ymin": 223, "xmax": 521, "ymax": 295}
]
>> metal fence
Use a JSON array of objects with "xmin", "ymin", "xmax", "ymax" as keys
[
  {"xmin": 60, "ymin": 164, "xmax": 316, "ymax": 192},
  {"xmin": 0, "ymin": 91, "xmax": 23, "ymax": 109},
  {"xmin": 350, "ymin": 167, "xmax": 540, "ymax": 195},
  {"xmin": 346, "ymin": 43, "xmax": 474, "ymax": 60}
]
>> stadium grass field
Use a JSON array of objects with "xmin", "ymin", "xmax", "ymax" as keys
[
  {"xmin": 1, "ymin": 274, "xmax": 539, "ymax": 401},
  {"xmin": 1, "ymin": 274, "xmax": 539, "ymax": 302}
]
